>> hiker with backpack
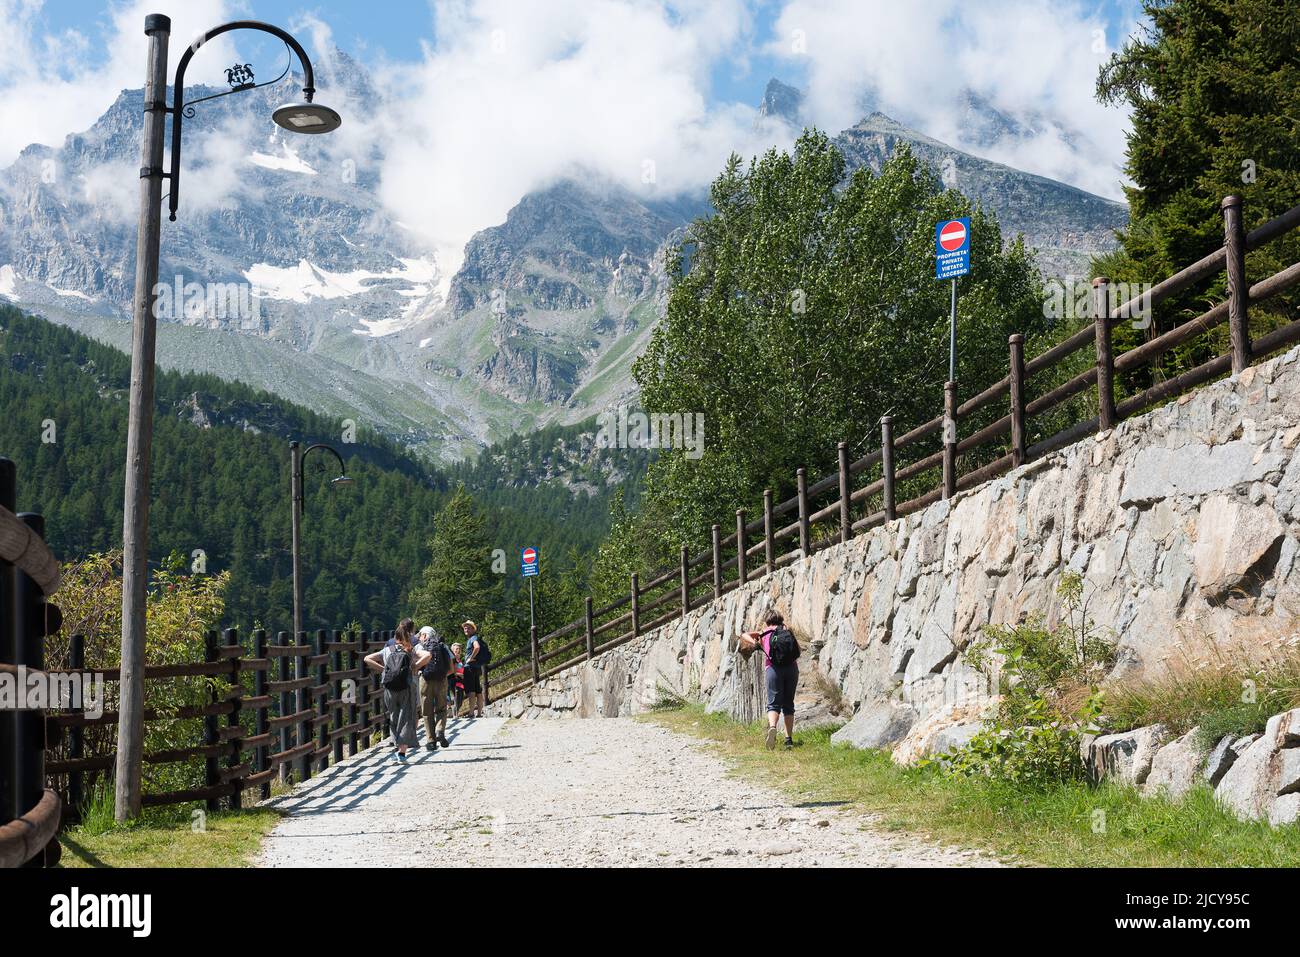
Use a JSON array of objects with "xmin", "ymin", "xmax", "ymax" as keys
[
  {"xmin": 364, "ymin": 618, "xmax": 429, "ymax": 762},
  {"xmin": 416, "ymin": 625, "xmax": 452, "ymax": 752},
  {"xmin": 460, "ymin": 620, "xmax": 491, "ymax": 718},
  {"xmin": 740, "ymin": 610, "xmax": 801, "ymax": 750}
]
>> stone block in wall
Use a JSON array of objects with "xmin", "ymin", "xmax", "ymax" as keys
[
  {"xmin": 1081, "ymin": 725, "xmax": 1167, "ymax": 786},
  {"xmin": 1142, "ymin": 729, "xmax": 1203, "ymax": 801},
  {"xmin": 1215, "ymin": 709, "xmax": 1300, "ymax": 825},
  {"xmin": 830, "ymin": 700, "xmax": 917, "ymax": 751}
]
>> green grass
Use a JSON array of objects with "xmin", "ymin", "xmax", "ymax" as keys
[
  {"xmin": 55, "ymin": 780, "xmax": 285, "ymax": 868},
  {"xmin": 646, "ymin": 705, "xmax": 1300, "ymax": 867},
  {"xmin": 58, "ymin": 806, "xmax": 281, "ymax": 869},
  {"xmin": 1103, "ymin": 634, "xmax": 1300, "ymax": 741}
]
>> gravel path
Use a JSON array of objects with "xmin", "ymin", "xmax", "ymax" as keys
[{"xmin": 254, "ymin": 716, "xmax": 1000, "ymax": 867}]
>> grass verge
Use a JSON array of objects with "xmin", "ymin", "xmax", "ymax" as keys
[
  {"xmin": 646, "ymin": 705, "xmax": 1300, "ymax": 867},
  {"xmin": 58, "ymin": 803, "xmax": 283, "ymax": 869}
]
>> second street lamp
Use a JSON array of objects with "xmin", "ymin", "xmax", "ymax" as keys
[
  {"xmin": 117, "ymin": 14, "xmax": 341, "ymax": 822},
  {"xmin": 291, "ymin": 442, "xmax": 353, "ymax": 641}
]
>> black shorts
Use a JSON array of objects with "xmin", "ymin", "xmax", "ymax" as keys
[
  {"xmin": 765, "ymin": 664, "xmax": 798, "ymax": 716},
  {"xmin": 462, "ymin": 667, "xmax": 482, "ymax": 694}
]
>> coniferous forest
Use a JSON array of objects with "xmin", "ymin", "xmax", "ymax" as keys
[{"xmin": 0, "ymin": 304, "xmax": 643, "ymax": 644}]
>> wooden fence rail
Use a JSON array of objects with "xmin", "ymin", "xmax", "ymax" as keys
[
  {"xmin": 41, "ymin": 627, "xmax": 399, "ymax": 818},
  {"xmin": 489, "ymin": 194, "xmax": 1300, "ymax": 701}
]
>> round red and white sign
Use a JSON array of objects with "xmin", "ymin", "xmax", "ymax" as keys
[
  {"xmin": 939, "ymin": 220, "xmax": 967, "ymax": 251},
  {"xmin": 522, "ymin": 548, "xmax": 537, "ymax": 564}
]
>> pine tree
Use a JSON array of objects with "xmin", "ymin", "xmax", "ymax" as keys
[{"xmin": 408, "ymin": 485, "xmax": 503, "ymax": 641}]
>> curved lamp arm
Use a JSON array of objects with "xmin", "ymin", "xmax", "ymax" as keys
[
  {"xmin": 302, "ymin": 442, "xmax": 348, "ymax": 477},
  {"xmin": 167, "ymin": 20, "xmax": 320, "ymax": 221}
]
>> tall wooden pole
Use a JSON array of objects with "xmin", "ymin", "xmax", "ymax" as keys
[
  {"xmin": 290, "ymin": 441, "xmax": 304, "ymax": 638},
  {"xmin": 116, "ymin": 12, "xmax": 171, "ymax": 823}
]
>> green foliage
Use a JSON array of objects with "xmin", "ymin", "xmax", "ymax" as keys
[
  {"xmin": 934, "ymin": 574, "xmax": 1116, "ymax": 787},
  {"xmin": 46, "ymin": 550, "xmax": 231, "ymax": 798},
  {"xmin": 966, "ymin": 573, "xmax": 1116, "ymax": 705},
  {"xmin": 0, "ymin": 305, "xmax": 627, "ymax": 636},
  {"xmin": 1102, "ymin": 629, "xmax": 1300, "ymax": 739},
  {"xmin": 408, "ymin": 486, "xmax": 503, "ymax": 642},
  {"xmin": 934, "ymin": 695, "xmax": 1101, "ymax": 789},
  {"xmin": 1095, "ymin": 0, "xmax": 1300, "ymax": 378},
  {"xmin": 596, "ymin": 132, "xmax": 1046, "ymax": 582}
]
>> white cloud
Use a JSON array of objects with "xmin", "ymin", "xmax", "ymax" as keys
[
  {"xmin": 0, "ymin": 0, "xmax": 240, "ymax": 167},
  {"xmin": 372, "ymin": 0, "xmax": 788, "ymax": 280},
  {"xmin": 768, "ymin": 0, "xmax": 1132, "ymax": 200}
]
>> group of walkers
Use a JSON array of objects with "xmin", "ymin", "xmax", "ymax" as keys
[
  {"xmin": 364, "ymin": 608, "xmax": 799, "ymax": 761},
  {"xmin": 363, "ymin": 618, "xmax": 492, "ymax": 762}
]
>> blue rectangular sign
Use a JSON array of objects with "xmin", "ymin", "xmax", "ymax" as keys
[
  {"xmin": 935, "ymin": 217, "xmax": 971, "ymax": 280},
  {"xmin": 521, "ymin": 546, "xmax": 539, "ymax": 577}
]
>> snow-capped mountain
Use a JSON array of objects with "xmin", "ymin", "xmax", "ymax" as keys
[{"xmin": 1, "ymin": 57, "xmax": 1126, "ymax": 462}]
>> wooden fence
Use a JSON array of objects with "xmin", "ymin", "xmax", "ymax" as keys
[
  {"xmin": 1, "ymin": 447, "xmax": 424, "ymax": 866},
  {"xmin": 0, "ymin": 459, "xmax": 63, "ymax": 868},
  {"xmin": 42, "ymin": 626, "xmax": 404, "ymax": 816},
  {"xmin": 488, "ymin": 194, "xmax": 1300, "ymax": 699}
]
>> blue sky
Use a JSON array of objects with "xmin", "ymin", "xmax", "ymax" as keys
[{"xmin": 28, "ymin": 0, "xmax": 1146, "ymax": 115}]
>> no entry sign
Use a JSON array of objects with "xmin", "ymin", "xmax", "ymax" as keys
[
  {"xmin": 521, "ymin": 546, "xmax": 539, "ymax": 577},
  {"xmin": 935, "ymin": 217, "xmax": 971, "ymax": 280}
]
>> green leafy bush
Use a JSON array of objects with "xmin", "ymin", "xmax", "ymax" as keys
[{"xmin": 931, "ymin": 574, "xmax": 1115, "ymax": 787}]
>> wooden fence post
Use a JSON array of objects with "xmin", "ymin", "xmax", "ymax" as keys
[
  {"xmin": 1223, "ymin": 194, "xmax": 1251, "ymax": 373},
  {"xmin": 223, "ymin": 627, "xmax": 242, "ymax": 810},
  {"xmin": 837, "ymin": 442, "xmax": 852, "ymax": 544},
  {"xmin": 356, "ymin": 631, "xmax": 370, "ymax": 750},
  {"xmin": 314, "ymin": 630, "xmax": 328, "ymax": 773},
  {"xmin": 796, "ymin": 469, "xmax": 810, "ymax": 555},
  {"xmin": 277, "ymin": 631, "xmax": 291, "ymax": 782},
  {"xmin": 1093, "ymin": 278, "xmax": 1116, "ymax": 431},
  {"xmin": 630, "ymin": 573, "xmax": 641, "ymax": 637},
  {"xmin": 736, "ymin": 509, "xmax": 747, "ymax": 584},
  {"xmin": 68, "ymin": 633, "xmax": 85, "ymax": 819},
  {"xmin": 881, "ymin": 416, "xmax": 896, "ymax": 521},
  {"xmin": 584, "ymin": 597, "xmax": 594, "ymax": 660},
  {"xmin": 530, "ymin": 624, "xmax": 540, "ymax": 685},
  {"xmin": 711, "ymin": 524, "xmax": 722, "ymax": 599},
  {"xmin": 253, "ymin": 629, "xmax": 270, "ymax": 800},
  {"xmin": 763, "ymin": 490, "xmax": 774, "ymax": 575},
  {"xmin": 296, "ymin": 631, "xmax": 313, "ymax": 781},
  {"xmin": 943, "ymin": 381, "xmax": 957, "ymax": 500},
  {"xmin": 680, "ymin": 545, "xmax": 690, "ymax": 616},
  {"xmin": 204, "ymin": 629, "xmax": 220, "ymax": 812},
  {"xmin": 331, "ymin": 629, "xmax": 345, "ymax": 766},
  {"xmin": 346, "ymin": 630, "xmax": 359, "ymax": 757},
  {"xmin": 1009, "ymin": 335, "xmax": 1026, "ymax": 467}
]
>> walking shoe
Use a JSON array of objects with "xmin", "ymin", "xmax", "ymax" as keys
[
  {"xmin": 438, "ymin": 735, "xmax": 450, "ymax": 748},
  {"xmin": 765, "ymin": 726, "xmax": 778, "ymax": 750},
  {"xmin": 784, "ymin": 737, "xmax": 794, "ymax": 750},
  {"xmin": 395, "ymin": 751, "xmax": 407, "ymax": 764},
  {"xmin": 425, "ymin": 742, "xmax": 437, "ymax": 752}
]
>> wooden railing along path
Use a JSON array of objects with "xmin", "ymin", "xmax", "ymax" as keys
[{"xmin": 488, "ymin": 195, "xmax": 1300, "ymax": 699}]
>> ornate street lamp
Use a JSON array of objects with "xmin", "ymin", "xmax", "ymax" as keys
[
  {"xmin": 290, "ymin": 442, "xmax": 353, "ymax": 642},
  {"xmin": 116, "ymin": 15, "xmax": 342, "ymax": 823}
]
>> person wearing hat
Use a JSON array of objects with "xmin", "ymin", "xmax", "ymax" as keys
[
  {"xmin": 416, "ymin": 625, "xmax": 452, "ymax": 751},
  {"xmin": 461, "ymin": 620, "xmax": 485, "ymax": 718}
]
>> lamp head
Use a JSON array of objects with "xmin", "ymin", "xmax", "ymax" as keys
[
  {"xmin": 331, "ymin": 475, "xmax": 354, "ymax": 489},
  {"xmin": 272, "ymin": 101, "xmax": 342, "ymax": 134}
]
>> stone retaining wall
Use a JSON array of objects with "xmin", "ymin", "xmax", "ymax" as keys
[{"xmin": 491, "ymin": 345, "xmax": 1300, "ymax": 815}]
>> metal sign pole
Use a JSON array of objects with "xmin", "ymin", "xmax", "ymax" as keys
[
  {"xmin": 949, "ymin": 278, "xmax": 958, "ymax": 382},
  {"xmin": 528, "ymin": 576, "xmax": 535, "ymax": 635}
]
